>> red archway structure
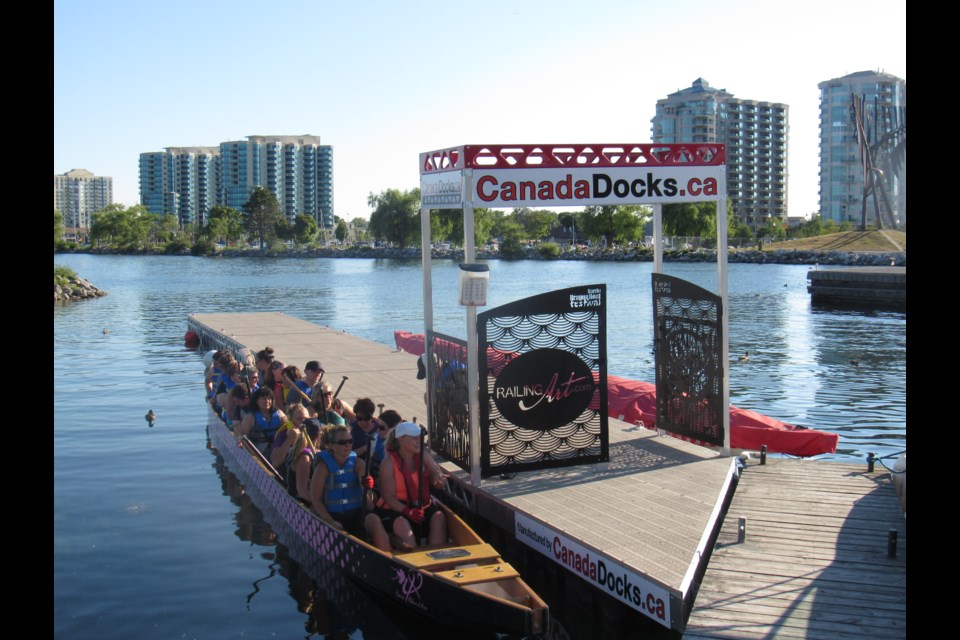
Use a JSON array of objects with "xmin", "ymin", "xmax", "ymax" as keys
[{"xmin": 419, "ymin": 143, "xmax": 730, "ymax": 483}]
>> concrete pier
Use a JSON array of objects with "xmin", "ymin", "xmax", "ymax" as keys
[{"xmin": 806, "ymin": 266, "xmax": 905, "ymax": 308}]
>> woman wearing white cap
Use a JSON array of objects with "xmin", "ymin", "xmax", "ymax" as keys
[{"xmin": 367, "ymin": 421, "xmax": 447, "ymax": 551}]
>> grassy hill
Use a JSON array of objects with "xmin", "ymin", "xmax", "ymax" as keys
[{"xmin": 765, "ymin": 230, "xmax": 905, "ymax": 252}]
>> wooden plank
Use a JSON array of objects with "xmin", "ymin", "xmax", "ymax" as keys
[
  {"xmin": 395, "ymin": 543, "xmax": 501, "ymax": 569},
  {"xmin": 434, "ymin": 563, "xmax": 520, "ymax": 584}
]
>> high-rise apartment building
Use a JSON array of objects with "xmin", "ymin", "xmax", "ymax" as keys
[
  {"xmin": 219, "ymin": 135, "xmax": 334, "ymax": 227},
  {"xmin": 818, "ymin": 70, "xmax": 906, "ymax": 227},
  {"xmin": 651, "ymin": 78, "xmax": 788, "ymax": 229},
  {"xmin": 139, "ymin": 147, "xmax": 221, "ymax": 226},
  {"xmin": 54, "ymin": 169, "xmax": 113, "ymax": 234}
]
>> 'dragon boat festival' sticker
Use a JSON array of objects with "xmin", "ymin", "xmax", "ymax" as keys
[{"xmin": 493, "ymin": 349, "xmax": 595, "ymax": 430}]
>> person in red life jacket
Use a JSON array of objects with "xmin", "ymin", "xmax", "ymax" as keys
[
  {"xmin": 367, "ymin": 422, "xmax": 448, "ymax": 551},
  {"xmin": 309, "ymin": 423, "xmax": 369, "ymax": 536}
]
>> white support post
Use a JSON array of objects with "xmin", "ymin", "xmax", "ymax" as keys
[
  {"xmin": 653, "ymin": 203, "xmax": 663, "ymax": 274},
  {"xmin": 462, "ymin": 170, "xmax": 482, "ymax": 487},
  {"xmin": 716, "ymin": 195, "xmax": 730, "ymax": 456},
  {"xmin": 421, "ymin": 206, "xmax": 433, "ymax": 430}
]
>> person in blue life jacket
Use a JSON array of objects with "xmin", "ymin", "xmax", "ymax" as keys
[
  {"xmin": 309, "ymin": 423, "xmax": 371, "ymax": 536},
  {"xmin": 236, "ymin": 386, "xmax": 287, "ymax": 455}
]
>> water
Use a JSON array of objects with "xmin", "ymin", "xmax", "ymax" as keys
[{"xmin": 53, "ymin": 254, "xmax": 906, "ymax": 639}]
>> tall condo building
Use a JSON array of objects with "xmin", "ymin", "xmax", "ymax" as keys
[
  {"xmin": 54, "ymin": 169, "xmax": 113, "ymax": 233},
  {"xmin": 141, "ymin": 135, "xmax": 334, "ymax": 228},
  {"xmin": 140, "ymin": 147, "xmax": 221, "ymax": 226},
  {"xmin": 651, "ymin": 78, "xmax": 788, "ymax": 229},
  {"xmin": 817, "ymin": 70, "xmax": 906, "ymax": 227}
]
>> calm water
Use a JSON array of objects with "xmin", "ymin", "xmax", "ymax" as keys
[{"xmin": 53, "ymin": 254, "xmax": 906, "ymax": 639}]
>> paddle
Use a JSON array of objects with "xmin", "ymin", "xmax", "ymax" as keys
[
  {"xmin": 415, "ymin": 422, "xmax": 427, "ymax": 545},
  {"xmin": 239, "ymin": 434, "xmax": 285, "ymax": 483}
]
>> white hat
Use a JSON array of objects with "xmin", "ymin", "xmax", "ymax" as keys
[
  {"xmin": 395, "ymin": 422, "xmax": 422, "ymax": 438},
  {"xmin": 203, "ymin": 350, "xmax": 217, "ymax": 367}
]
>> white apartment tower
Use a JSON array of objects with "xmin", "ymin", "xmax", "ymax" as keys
[
  {"xmin": 54, "ymin": 169, "xmax": 113, "ymax": 233},
  {"xmin": 818, "ymin": 70, "xmax": 906, "ymax": 227},
  {"xmin": 651, "ymin": 78, "xmax": 788, "ymax": 230}
]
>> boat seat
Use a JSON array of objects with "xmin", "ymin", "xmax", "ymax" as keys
[
  {"xmin": 434, "ymin": 562, "xmax": 519, "ymax": 585},
  {"xmin": 396, "ymin": 543, "xmax": 501, "ymax": 569}
]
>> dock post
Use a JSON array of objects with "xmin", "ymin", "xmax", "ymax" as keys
[
  {"xmin": 887, "ymin": 529, "xmax": 898, "ymax": 558},
  {"xmin": 760, "ymin": 445, "xmax": 767, "ymax": 465},
  {"xmin": 737, "ymin": 516, "xmax": 746, "ymax": 543},
  {"xmin": 867, "ymin": 452, "xmax": 876, "ymax": 473}
]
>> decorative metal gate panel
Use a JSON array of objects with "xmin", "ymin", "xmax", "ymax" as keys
[
  {"xmin": 425, "ymin": 331, "xmax": 470, "ymax": 471},
  {"xmin": 478, "ymin": 285, "xmax": 608, "ymax": 477},
  {"xmin": 652, "ymin": 274, "xmax": 724, "ymax": 446}
]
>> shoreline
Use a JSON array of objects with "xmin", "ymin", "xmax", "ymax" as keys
[{"xmin": 57, "ymin": 245, "xmax": 906, "ymax": 267}]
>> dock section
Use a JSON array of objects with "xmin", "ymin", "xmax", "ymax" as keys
[
  {"xmin": 188, "ymin": 312, "xmax": 739, "ymax": 634},
  {"xmin": 806, "ymin": 266, "xmax": 906, "ymax": 308},
  {"xmin": 684, "ymin": 458, "xmax": 906, "ymax": 639}
]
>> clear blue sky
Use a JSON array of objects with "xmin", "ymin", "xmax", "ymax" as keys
[{"xmin": 54, "ymin": 0, "xmax": 905, "ymax": 221}]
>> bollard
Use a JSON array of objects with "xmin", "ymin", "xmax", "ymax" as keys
[
  {"xmin": 738, "ymin": 516, "xmax": 746, "ymax": 543},
  {"xmin": 887, "ymin": 529, "xmax": 897, "ymax": 558},
  {"xmin": 760, "ymin": 445, "xmax": 767, "ymax": 465},
  {"xmin": 867, "ymin": 452, "xmax": 876, "ymax": 473}
]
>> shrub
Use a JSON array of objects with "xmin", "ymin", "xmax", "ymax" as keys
[
  {"xmin": 164, "ymin": 240, "xmax": 190, "ymax": 254},
  {"xmin": 54, "ymin": 264, "xmax": 77, "ymax": 286},
  {"xmin": 538, "ymin": 242, "xmax": 560, "ymax": 258},
  {"xmin": 191, "ymin": 240, "xmax": 215, "ymax": 256}
]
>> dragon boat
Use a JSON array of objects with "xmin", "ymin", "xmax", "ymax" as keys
[{"xmin": 205, "ymin": 405, "xmax": 549, "ymax": 636}]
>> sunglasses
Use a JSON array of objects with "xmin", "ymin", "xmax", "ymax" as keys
[
  {"xmin": 356, "ymin": 414, "xmax": 372, "ymax": 421},
  {"xmin": 378, "ymin": 425, "xmax": 388, "ymax": 431},
  {"xmin": 334, "ymin": 439, "xmax": 353, "ymax": 445}
]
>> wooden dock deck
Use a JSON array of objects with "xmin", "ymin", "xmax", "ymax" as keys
[
  {"xmin": 684, "ymin": 458, "xmax": 907, "ymax": 639},
  {"xmin": 189, "ymin": 312, "xmax": 737, "ymax": 633}
]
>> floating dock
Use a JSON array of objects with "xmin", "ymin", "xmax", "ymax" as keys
[
  {"xmin": 189, "ymin": 312, "xmax": 905, "ymax": 638},
  {"xmin": 806, "ymin": 267, "xmax": 906, "ymax": 308},
  {"xmin": 684, "ymin": 458, "xmax": 906, "ymax": 639}
]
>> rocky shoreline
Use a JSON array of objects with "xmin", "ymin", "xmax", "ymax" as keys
[
  {"xmin": 54, "ymin": 276, "xmax": 108, "ymax": 302},
  {"xmin": 69, "ymin": 245, "xmax": 906, "ymax": 266}
]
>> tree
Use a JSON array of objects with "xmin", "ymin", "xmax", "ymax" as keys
[
  {"xmin": 442, "ymin": 207, "xmax": 496, "ymax": 247},
  {"xmin": 89, "ymin": 203, "xmax": 154, "ymax": 248},
  {"xmin": 334, "ymin": 219, "xmax": 348, "ymax": 243},
  {"xmin": 511, "ymin": 208, "xmax": 558, "ymax": 240},
  {"xmin": 661, "ymin": 200, "xmax": 734, "ymax": 239},
  {"xmin": 151, "ymin": 213, "xmax": 181, "ymax": 245},
  {"xmin": 206, "ymin": 205, "xmax": 245, "ymax": 245},
  {"xmin": 243, "ymin": 187, "xmax": 283, "ymax": 249},
  {"xmin": 54, "ymin": 210, "xmax": 64, "ymax": 245},
  {"xmin": 294, "ymin": 214, "xmax": 319, "ymax": 246},
  {"xmin": 580, "ymin": 205, "xmax": 650, "ymax": 246},
  {"xmin": 367, "ymin": 188, "xmax": 420, "ymax": 248}
]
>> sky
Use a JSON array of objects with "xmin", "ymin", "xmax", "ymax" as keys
[{"xmin": 54, "ymin": 0, "xmax": 905, "ymax": 222}]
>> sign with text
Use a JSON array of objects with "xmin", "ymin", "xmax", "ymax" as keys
[
  {"xmin": 472, "ymin": 166, "xmax": 725, "ymax": 207},
  {"xmin": 478, "ymin": 285, "xmax": 608, "ymax": 477},
  {"xmin": 515, "ymin": 513, "xmax": 673, "ymax": 628}
]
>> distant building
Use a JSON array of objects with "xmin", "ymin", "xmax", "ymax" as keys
[
  {"xmin": 54, "ymin": 169, "xmax": 113, "ymax": 235},
  {"xmin": 139, "ymin": 147, "xmax": 220, "ymax": 226},
  {"xmin": 141, "ymin": 134, "xmax": 334, "ymax": 228},
  {"xmin": 817, "ymin": 70, "xmax": 906, "ymax": 227},
  {"xmin": 651, "ymin": 78, "xmax": 788, "ymax": 230}
]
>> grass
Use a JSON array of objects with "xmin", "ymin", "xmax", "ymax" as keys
[
  {"xmin": 764, "ymin": 229, "xmax": 906, "ymax": 252},
  {"xmin": 54, "ymin": 264, "xmax": 77, "ymax": 286}
]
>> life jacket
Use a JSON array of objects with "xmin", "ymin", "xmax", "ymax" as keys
[
  {"xmin": 251, "ymin": 409, "xmax": 283, "ymax": 445},
  {"xmin": 317, "ymin": 450, "xmax": 362, "ymax": 513},
  {"xmin": 377, "ymin": 450, "xmax": 431, "ymax": 511},
  {"xmin": 208, "ymin": 366, "xmax": 223, "ymax": 398}
]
